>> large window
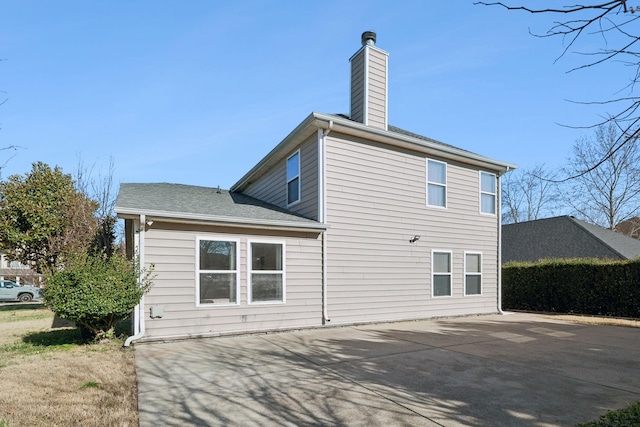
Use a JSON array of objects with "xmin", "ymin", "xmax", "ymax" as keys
[
  {"xmin": 480, "ymin": 171, "xmax": 496, "ymax": 214},
  {"xmin": 432, "ymin": 251, "xmax": 452, "ymax": 297},
  {"xmin": 249, "ymin": 241, "xmax": 285, "ymax": 303},
  {"xmin": 287, "ymin": 151, "xmax": 300, "ymax": 206},
  {"xmin": 197, "ymin": 239, "xmax": 239, "ymax": 305},
  {"xmin": 465, "ymin": 252, "xmax": 482, "ymax": 295},
  {"xmin": 427, "ymin": 159, "xmax": 447, "ymax": 208}
]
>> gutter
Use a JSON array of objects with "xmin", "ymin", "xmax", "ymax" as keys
[
  {"xmin": 124, "ymin": 215, "xmax": 146, "ymax": 347},
  {"xmin": 115, "ymin": 208, "xmax": 327, "ymax": 233}
]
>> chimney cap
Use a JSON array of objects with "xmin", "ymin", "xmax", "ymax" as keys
[{"xmin": 361, "ymin": 31, "xmax": 376, "ymax": 46}]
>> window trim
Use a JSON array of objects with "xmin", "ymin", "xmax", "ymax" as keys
[
  {"xmin": 286, "ymin": 150, "xmax": 301, "ymax": 207},
  {"xmin": 464, "ymin": 251, "xmax": 483, "ymax": 296},
  {"xmin": 195, "ymin": 237, "xmax": 240, "ymax": 307},
  {"xmin": 431, "ymin": 250, "xmax": 452, "ymax": 298},
  {"xmin": 248, "ymin": 239, "xmax": 286, "ymax": 305},
  {"xmin": 479, "ymin": 171, "xmax": 497, "ymax": 215},
  {"xmin": 426, "ymin": 158, "xmax": 447, "ymax": 209}
]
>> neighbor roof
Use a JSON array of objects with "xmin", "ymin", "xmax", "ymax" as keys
[
  {"xmin": 502, "ymin": 215, "xmax": 640, "ymax": 263},
  {"xmin": 115, "ymin": 183, "xmax": 326, "ymax": 231}
]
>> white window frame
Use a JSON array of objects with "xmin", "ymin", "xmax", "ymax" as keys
[
  {"xmin": 286, "ymin": 150, "xmax": 301, "ymax": 207},
  {"xmin": 248, "ymin": 239, "xmax": 286, "ymax": 305},
  {"xmin": 464, "ymin": 251, "xmax": 483, "ymax": 296},
  {"xmin": 195, "ymin": 237, "xmax": 240, "ymax": 307},
  {"xmin": 431, "ymin": 250, "xmax": 452, "ymax": 298},
  {"xmin": 479, "ymin": 171, "xmax": 496, "ymax": 215},
  {"xmin": 426, "ymin": 159, "xmax": 447, "ymax": 208}
]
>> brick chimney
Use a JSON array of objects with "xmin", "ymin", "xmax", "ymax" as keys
[{"xmin": 349, "ymin": 31, "xmax": 389, "ymax": 130}]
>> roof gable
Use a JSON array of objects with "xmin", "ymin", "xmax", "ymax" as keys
[{"xmin": 232, "ymin": 112, "xmax": 517, "ymax": 192}]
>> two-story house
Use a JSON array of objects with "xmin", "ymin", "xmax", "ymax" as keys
[{"xmin": 115, "ymin": 32, "xmax": 516, "ymax": 344}]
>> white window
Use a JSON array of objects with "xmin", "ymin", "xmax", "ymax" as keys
[
  {"xmin": 427, "ymin": 159, "xmax": 447, "ymax": 208},
  {"xmin": 196, "ymin": 238, "xmax": 239, "ymax": 306},
  {"xmin": 464, "ymin": 252, "xmax": 482, "ymax": 295},
  {"xmin": 249, "ymin": 241, "xmax": 285, "ymax": 303},
  {"xmin": 287, "ymin": 151, "xmax": 300, "ymax": 206},
  {"xmin": 432, "ymin": 251, "xmax": 452, "ymax": 297},
  {"xmin": 480, "ymin": 171, "xmax": 496, "ymax": 214}
]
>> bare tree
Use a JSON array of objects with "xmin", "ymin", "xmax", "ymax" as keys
[
  {"xmin": 563, "ymin": 123, "xmax": 640, "ymax": 228},
  {"xmin": 75, "ymin": 156, "xmax": 119, "ymax": 257},
  {"xmin": 502, "ymin": 164, "xmax": 562, "ymax": 223},
  {"xmin": 475, "ymin": 1, "xmax": 640, "ymax": 178}
]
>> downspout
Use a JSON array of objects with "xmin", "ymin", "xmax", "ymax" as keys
[
  {"xmin": 125, "ymin": 214, "xmax": 146, "ymax": 347},
  {"xmin": 319, "ymin": 120, "xmax": 333, "ymax": 324},
  {"xmin": 497, "ymin": 168, "xmax": 509, "ymax": 315}
]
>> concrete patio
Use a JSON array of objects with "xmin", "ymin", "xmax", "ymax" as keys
[{"xmin": 135, "ymin": 313, "xmax": 640, "ymax": 426}]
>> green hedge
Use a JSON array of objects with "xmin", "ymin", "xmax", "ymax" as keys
[{"xmin": 502, "ymin": 258, "xmax": 640, "ymax": 318}]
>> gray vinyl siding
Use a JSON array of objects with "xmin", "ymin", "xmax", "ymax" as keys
[
  {"xmin": 350, "ymin": 50, "xmax": 365, "ymax": 124},
  {"xmin": 324, "ymin": 134, "xmax": 499, "ymax": 325},
  {"xmin": 366, "ymin": 48, "xmax": 387, "ymax": 129},
  {"xmin": 243, "ymin": 134, "xmax": 319, "ymax": 220},
  {"xmin": 140, "ymin": 223, "xmax": 322, "ymax": 340}
]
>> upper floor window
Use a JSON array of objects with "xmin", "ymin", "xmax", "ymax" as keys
[
  {"xmin": 480, "ymin": 172, "xmax": 496, "ymax": 214},
  {"xmin": 464, "ymin": 252, "xmax": 482, "ymax": 295},
  {"xmin": 427, "ymin": 159, "xmax": 447, "ymax": 208},
  {"xmin": 287, "ymin": 151, "xmax": 300, "ymax": 206},
  {"xmin": 249, "ymin": 241, "xmax": 285, "ymax": 304},
  {"xmin": 197, "ymin": 238, "xmax": 239, "ymax": 306}
]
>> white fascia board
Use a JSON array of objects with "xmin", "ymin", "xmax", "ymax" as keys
[
  {"xmin": 231, "ymin": 111, "xmax": 517, "ymax": 193},
  {"xmin": 312, "ymin": 113, "xmax": 518, "ymax": 174},
  {"xmin": 114, "ymin": 207, "xmax": 327, "ymax": 232}
]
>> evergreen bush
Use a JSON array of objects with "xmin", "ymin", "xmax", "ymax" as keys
[{"xmin": 43, "ymin": 253, "xmax": 154, "ymax": 341}]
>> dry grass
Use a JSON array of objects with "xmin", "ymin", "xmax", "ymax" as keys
[{"xmin": 0, "ymin": 303, "xmax": 138, "ymax": 427}]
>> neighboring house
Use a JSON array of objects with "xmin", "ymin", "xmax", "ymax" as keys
[
  {"xmin": 115, "ymin": 32, "xmax": 516, "ymax": 343},
  {"xmin": 0, "ymin": 254, "xmax": 42, "ymax": 286},
  {"xmin": 502, "ymin": 215, "xmax": 640, "ymax": 264}
]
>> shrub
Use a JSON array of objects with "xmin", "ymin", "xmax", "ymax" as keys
[
  {"xmin": 43, "ymin": 253, "xmax": 154, "ymax": 341},
  {"xmin": 502, "ymin": 258, "xmax": 640, "ymax": 318},
  {"xmin": 577, "ymin": 400, "xmax": 640, "ymax": 426}
]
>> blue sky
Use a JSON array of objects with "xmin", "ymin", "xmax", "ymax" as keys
[{"xmin": 0, "ymin": 1, "xmax": 620, "ymax": 190}]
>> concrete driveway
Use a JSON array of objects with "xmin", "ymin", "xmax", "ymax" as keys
[{"xmin": 135, "ymin": 313, "xmax": 640, "ymax": 426}]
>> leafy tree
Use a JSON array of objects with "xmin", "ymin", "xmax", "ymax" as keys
[
  {"xmin": 43, "ymin": 252, "xmax": 154, "ymax": 341},
  {"xmin": 563, "ymin": 123, "xmax": 640, "ymax": 229},
  {"xmin": 0, "ymin": 162, "xmax": 98, "ymax": 273}
]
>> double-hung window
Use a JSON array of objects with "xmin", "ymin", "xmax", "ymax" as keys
[
  {"xmin": 464, "ymin": 252, "xmax": 482, "ymax": 295},
  {"xmin": 287, "ymin": 151, "xmax": 300, "ymax": 206},
  {"xmin": 432, "ymin": 251, "xmax": 452, "ymax": 297},
  {"xmin": 427, "ymin": 159, "xmax": 447, "ymax": 208},
  {"xmin": 249, "ymin": 241, "xmax": 285, "ymax": 303},
  {"xmin": 480, "ymin": 171, "xmax": 496, "ymax": 214},
  {"xmin": 197, "ymin": 238, "xmax": 239, "ymax": 305}
]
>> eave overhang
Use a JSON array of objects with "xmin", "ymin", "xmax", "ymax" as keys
[
  {"xmin": 115, "ymin": 207, "xmax": 327, "ymax": 233},
  {"xmin": 231, "ymin": 112, "xmax": 518, "ymax": 192}
]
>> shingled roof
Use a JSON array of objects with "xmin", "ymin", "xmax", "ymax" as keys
[
  {"xmin": 115, "ymin": 183, "xmax": 325, "ymax": 231},
  {"xmin": 502, "ymin": 215, "xmax": 640, "ymax": 263}
]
